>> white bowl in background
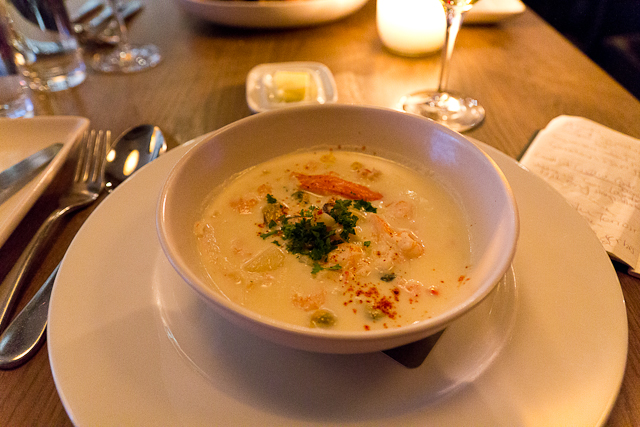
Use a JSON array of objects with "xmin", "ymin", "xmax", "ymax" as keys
[
  {"xmin": 174, "ymin": 0, "xmax": 370, "ymax": 29},
  {"xmin": 157, "ymin": 104, "xmax": 519, "ymax": 354}
]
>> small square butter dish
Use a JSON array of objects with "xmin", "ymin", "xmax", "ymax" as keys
[{"xmin": 246, "ymin": 62, "xmax": 338, "ymax": 113}]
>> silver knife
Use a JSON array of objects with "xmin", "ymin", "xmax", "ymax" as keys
[
  {"xmin": 69, "ymin": 0, "xmax": 105, "ymax": 23},
  {"xmin": 0, "ymin": 143, "xmax": 62, "ymax": 206}
]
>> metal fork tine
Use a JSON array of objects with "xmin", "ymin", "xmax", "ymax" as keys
[
  {"xmin": 75, "ymin": 130, "xmax": 94, "ymax": 183},
  {"xmin": 73, "ymin": 131, "xmax": 87, "ymax": 182},
  {"xmin": 86, "ymin": 130, "xmax": 100, "ymax": 182},
  {"xmin": 88, "ymin": 130, "xmax": 101, "ymax": 182},
  {"xmin": 90, "ymin": 130, "xmax": 110, "ymax": 182}
]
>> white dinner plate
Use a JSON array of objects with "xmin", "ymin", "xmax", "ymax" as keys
[
  {"xmin": 465, "ymin": 0, "xmax": 526, "ymax": 24},
  {"xmin": 48, "ymin": 136, "xmax": 627, "ymax": 425},
  {"xmin": 174, "ymin": 0, "xmax": 370, "ymax": 29},
  {"xmin": 0, "ymin": 116, "xmax": 89, "ymax": 249}
]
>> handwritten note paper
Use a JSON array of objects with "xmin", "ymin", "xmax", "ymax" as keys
[{"xmin": 520, "ymin": 115, "xmax": 640, "ymax": 274}]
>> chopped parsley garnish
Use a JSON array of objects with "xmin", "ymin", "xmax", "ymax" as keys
[
  {"xmin": 259, "ymin": 196, "xmax": 376, "ymax": 274},
  {"xmin": 329, "ymin": 200, "xmax": 359, "ymax": 240},
  {"xmin": 380, "ymin": 273, "xmax": 396, "ymax": 282},
  {"xmin": 281, "ymin": 215, "xmax": 337, "ymax": 261},
  {"xmin": 311, "ymin": 262, "xmax": 342, "ymax": 275},
  {"xmin": 260, "ymin": 229, "xmax": 279, "ymax": 239},
  {"xmin": 327, "ymin": 199, "xmax": 376, "ymax": 241},
  {"xmin": 353, "ymin": 200, "xmax": 377, "ymax": 213}
]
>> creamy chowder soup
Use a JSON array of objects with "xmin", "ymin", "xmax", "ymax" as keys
[{"xmin": 194, "ymin": 148, "xmax": 471, "ymax": 331}]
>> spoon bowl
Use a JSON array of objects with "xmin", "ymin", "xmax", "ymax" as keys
[{"xmin": 105, "ymin": 125, "xmax": 165, "ymax": 191}]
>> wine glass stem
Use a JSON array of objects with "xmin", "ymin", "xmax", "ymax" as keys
[
  {"xmin": 107, "ymin": 0, "xmax": 130, "ymax": 49},
  {"xmin": 437, "ymin": 6, "xmax": 465, "ymax": 93}
]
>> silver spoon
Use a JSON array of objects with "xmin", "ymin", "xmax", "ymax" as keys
[{"xmin": 0, "ymin": 124, "xmax": 165, "ymax": 369}]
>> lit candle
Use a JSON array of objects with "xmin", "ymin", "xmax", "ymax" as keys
[{"xmin": 377, "ymin": 0, "xmax": 446, "ymax": 57}]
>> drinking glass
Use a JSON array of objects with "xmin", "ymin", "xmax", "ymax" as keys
[
  {"xmin": 91, "ymin": 0, "xmax": 160, "ymax": 73},
  {"xmin": 0, "ymin": 16, "xmax": 32, "ymax": 117},
  {"xmin": 1, "ymin": 0, "xmax": 86, "ymax": 91},
  {"xmin": 399, "ymin": 0, "xmax": 485, "ymax": 132}
]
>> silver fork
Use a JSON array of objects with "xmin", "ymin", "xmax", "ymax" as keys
[{"xmin": 0, "ymin": 130, "xmax": 109, "ymax": 335}]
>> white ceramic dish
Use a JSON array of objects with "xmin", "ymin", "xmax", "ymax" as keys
[
  {"xmin": 0, "ymin": 116, "xmax": 89, "ymax": 249},
  {"xmin": 464, "ymin": 0, "xmax": 526, "ymax": 24},
  {"xmin": 174, "ymin": 0, "xmax": 370, "ymax": 29},
  {"xmin": 48, "ymin": 136, "xmax": 627, "ymax": 425},
  {"xmin": 246, "ymin": 62, "xmax": 337, "ymax": 113},
  {"xmin": 157, "ymin": 105, "xmax": 519, "ymax": 354}
]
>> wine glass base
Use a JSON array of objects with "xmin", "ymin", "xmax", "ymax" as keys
[
  {"xmin": 91, "ymin": 44, "xmax": 162, "ymax": 73},
  {"xmin": 400, "ymin": 91, "xmax": 485, "ymax": 132}
]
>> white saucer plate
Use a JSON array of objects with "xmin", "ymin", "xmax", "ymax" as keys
[
  {"xmin": 48, "ymin": 137, "xmax": 627, "ymax": 425},
  {"xmin": 174, "ymin": 0, "xmax": 369, "ymax": 29},
  {"xmin": 246, "ymin": 62, "xmax": 338, "ymax": 113},
  {"xmin": 465, "ymin": 0, "xmax": 526, "ymax": 24},
  {"xmin": 0, "ymin": 116, "xmax": 89, "ymax": 249}
]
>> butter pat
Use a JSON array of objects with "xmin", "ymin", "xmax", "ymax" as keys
[{"xmin": 273, "ymin": 70, "xmax": 315, "ymax": 103}]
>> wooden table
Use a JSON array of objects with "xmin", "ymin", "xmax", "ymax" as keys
[{"xmin": 1, "ymin": 0, "xmax": 639, "ymax": 424}]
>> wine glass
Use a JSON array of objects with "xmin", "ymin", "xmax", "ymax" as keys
[
  {"xmin": 91, "ymin": 0, "xmax": 161, "ymax": 73},
  {"xmin": 399, "ymin": 0, "xmax": 484, "ymax": 132}
]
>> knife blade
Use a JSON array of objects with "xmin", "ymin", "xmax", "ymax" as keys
[
  {"xmin": 69, "ymin": 0, "xmax": 105, "ymax": 24},
  {"xmin": 0, "ymin": 143, "xmax": 62, "ymax": 206}
]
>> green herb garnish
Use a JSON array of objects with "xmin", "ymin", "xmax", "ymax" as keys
[
  {"xmin": 260, "ymin": 230, "xmax": 279, "ymax": 239},
  {"xmin": 380, "ymin": 273, "xmax": 396, "ymax": 282},
  {"xmin": 281, "ymin": 215, "xmax": 336, "ymax": 261},
  {"xmin": 328, "ymin": 200, "xmax": 359, "ymax": 240},
  {"xmin": 353, "ymin": 200, "xmax": 377, "ymax": 213},
  {"xmin": 259, "ymin": 197, "xmax": 375, "ymax": 274},
  {"xmin": 311, "ymin": 262, "xmax": 343, "ymax": 275}
]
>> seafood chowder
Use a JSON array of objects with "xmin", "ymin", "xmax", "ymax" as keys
[{"xmin": 194, "ymin": 148, "xmax": 472, "ymax": 332}]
